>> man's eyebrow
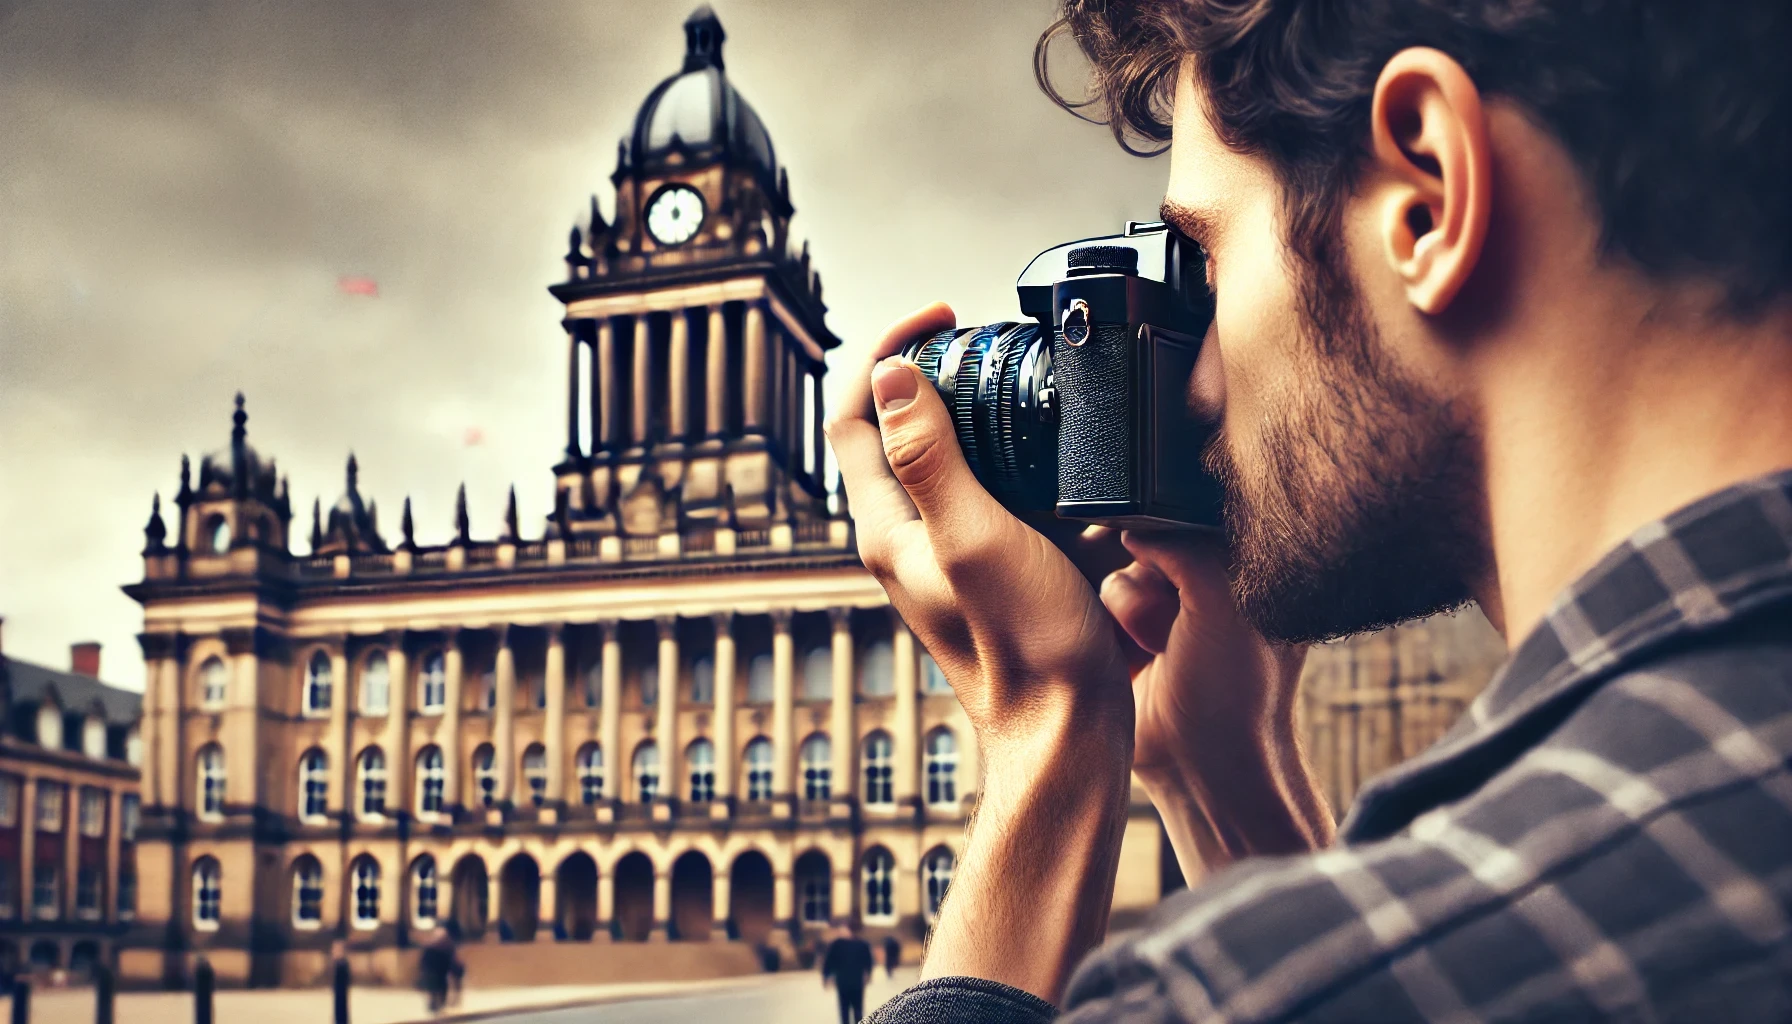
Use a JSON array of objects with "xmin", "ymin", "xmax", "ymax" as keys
[{"xmin": 1159, "ymin": 199, "xmax": 1217, "ymax": 244}]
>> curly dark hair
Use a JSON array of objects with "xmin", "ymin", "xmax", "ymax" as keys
[{"xmin": 1036, "ymin": 1, "xmax": 1792, "ymax": 316}]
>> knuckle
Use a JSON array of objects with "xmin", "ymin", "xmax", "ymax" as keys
[{"xmin": 882, "ymin": 425, "xmax": 948, "ymax": 492}]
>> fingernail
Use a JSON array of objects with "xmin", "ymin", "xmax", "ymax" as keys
[{"xmin": 872, "ymin": 358, "xmax": 916, "ymax": 414}]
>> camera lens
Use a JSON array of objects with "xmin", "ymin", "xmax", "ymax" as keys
[{"xmin": 900, "ymin": 323, "xmax": 1057, "ymax": 511}]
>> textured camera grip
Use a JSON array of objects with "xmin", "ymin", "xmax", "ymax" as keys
[{"xmin": 1054, "ymin": 322, "xmax": 1131, "ymax": 502}]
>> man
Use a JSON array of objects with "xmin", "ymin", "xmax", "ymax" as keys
[
  {"xmin": 824, "ymin": 923, "xmax": 878, "ymax": 1024},
  {"xmin": 829, "ymin": 1, "xmax": 1792, "ymax": 1021},
  {"xmin": 329, "ymin": 940, "xmax": 351, "ymax": 1024},
  {"xmin": 418, "ymin": 927, "xmax": 453, "ymax": 1014}
]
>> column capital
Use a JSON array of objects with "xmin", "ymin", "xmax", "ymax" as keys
[
  {"xmin": 544, "ymin": 622, "xmax": 565, "ymax": 642},
  {"xmin": 493, "ymin": 623, "xmax": 511, "ymax": 647},
  {"xmin": 600, "ymin": 619, "xmax": 620, "ymax": 642},
  {"xmin": 386, "ymin": 628, "xmax": 408, "ymax": 647},
  {"xmin": 770, "ymin": 609, "xmax": 793, "ymax": 633},
  {"xmin": 710, "ymin": 610, "xmax": 735, "ymax": 633},
  {"xmin": 443, "ymin": 624, "xmax": 464, "ymax": 644},
  {"xmin": 829, "ymin": 607, "xmax": 852, "ymax": 630},
  {"xmin": 656, "ymin": 616, "xmax": 679, "ymax": 641}
]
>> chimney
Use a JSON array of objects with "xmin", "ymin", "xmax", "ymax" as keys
[{"xmin": 71, "ymin": 641, "xmax": 101, "ymax": 678}]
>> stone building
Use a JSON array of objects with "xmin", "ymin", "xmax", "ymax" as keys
[
  {"xmin": 117, "ymin": 6, "xmax": 1508, "ymax": 990},
  {"xmin": 0, "ymin": 624, "xmax": 143, "ymax": 979}
]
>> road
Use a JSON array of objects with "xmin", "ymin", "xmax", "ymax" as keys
[{"xmin": 480, "ymin": 967, "xmax": 918, "ymax": 1023}]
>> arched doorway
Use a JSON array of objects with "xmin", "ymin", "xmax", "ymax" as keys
[
  {"xmin": 450, "ymin": 855, "xmax": 489, "ymax": 939},
  {"xmin": 612, "ymin": 852, "xmax": 655, "ymax": 942},
  {"xmin": 498, "ymin": 854, "xmax": 541, "ymax": 942},
  {"xmin": 69, "ymin": 941, "xmax": 99, "ymax": 980},
  {"xmin": 670, "ymin": 851, "xmax": 713, "ymax": 942},
  {"xmin": 556, "ymin": 853, "xmax": 599, "ymax": 940},
  {"xmin": 794, "ymin": 850, "xmax": 833, "ymax": 929},
  {"xmin": 729, "ymin": 850, "xmax": 774, "ymax": 942}
]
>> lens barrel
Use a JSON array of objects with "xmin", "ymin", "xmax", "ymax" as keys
[{"xmin": 901, "ymin": 323, "xmax": 1057, "ymax": 511}]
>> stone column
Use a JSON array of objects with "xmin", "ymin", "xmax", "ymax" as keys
[
  {"xmin": 669, "ymin": 309, "xmax": 690, "ymax": 440},
  {"xmin": 711, "ymin": 613, "xmax": 736, "ymax": 805},
  {"xmin": 892, "ymin": 614, "xmax": 918, "ymax": 807},
  {"xmin": 832, "ymin": 866, "xmax": 854, "ymax": 928},
  {"xmin": 384, "ymin": 634, "xmax": 410, "ymax": 819},
  {"xmin": 138, "ymin": 652, "xmax": 162, "ymax": 809},
  {"xmin": 811, "ymin": 370, "xmax": 826, "ymax": 481},
  {"xmin": 770, "ymin": 610, "xmax": 794, "ymax": 801},
  {"xmin": 105, "ymin": 788, "xmax": 123, "ymax": 924},
  {"xmin": 565, "ymin": 326, "xmax": 582, "ymax": 459},
  {"xmin": 597, "ymin": 862, "xmax": 615, "ymax": 931},
  {"xmin": 744, "ymin": 302, "xmax": 767, "ymax": 432},
  {"xmin": 597, "ymin": 318, "xmax": 619, "ymax": 449},
  {"xmin": 712, "ymin": 869, "xmax": 732, "ymax": 934},
  {"xmin": 653, "ymin": 868, "xmax": 672, "ymax": 938},
  {"xmin": 655, "ymin": 617, "xmax": 679, "ymax": 803},
  {"xmin": 544, "ymin": 625, "xmax": 567, "ymax": 804},
  {"xmin": 599, "ymin": 622, "xmax": 622, "ymax": 799},
  {"xmin": 632, "ymin": 314, "xmax": 652, "ymax": 445},
  {"xmin": 494, "ymin": 626, "xmax": 516, "ymax": 805},
  {"xmin": 829, "ymin": 609, "xmax": 855, "ymax": 808},
  {"xmin": 18, "ymin": 779, "xmax": 34, "ymax": 924},
  {"xmin": 705, "ymin": 305, "xmax": 727, "ymax": 436},
  {"xmin": 442, "ymin": 628, "xmax": 464, "ymax": 811},
  {"xmin": 773, "ymin": 869, "xmax": 794, "ymax": 928},
  {"xmin": 327, "ymin": 642, "xmax": 350, "ymax": 814}
]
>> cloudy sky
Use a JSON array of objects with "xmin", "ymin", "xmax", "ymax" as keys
[{"xmin": 0, "ymin": 0, "xmax": 1168, "ymax": 689}]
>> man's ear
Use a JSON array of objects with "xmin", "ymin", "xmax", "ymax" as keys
[{"xmin": 1369, "ymin": 47, "xmax": 1491, "ymax": 315}]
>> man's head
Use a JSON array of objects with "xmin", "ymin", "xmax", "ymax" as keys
[{"xmin": 1041, "ymin": 1, "xmax": 1792, "ymax": 643}]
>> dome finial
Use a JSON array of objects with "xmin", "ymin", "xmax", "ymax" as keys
[
  {"xmin": 346, "ymin": 452, "xmax": 359, "ymax": 491},
  {"xmin": 683, "ymin": 5, "xmax": 726, "ymax": 72}
]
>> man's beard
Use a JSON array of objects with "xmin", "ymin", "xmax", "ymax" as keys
[{"xmin": 1205, "ymin": 238, "xmax": 1487, "ymax": 645}]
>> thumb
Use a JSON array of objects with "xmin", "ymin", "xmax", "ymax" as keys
[{"xmin": 872, "ymin": 357, "xmax": 1002, "ymax": 540}]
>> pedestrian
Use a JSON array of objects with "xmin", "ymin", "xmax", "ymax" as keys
[
  {"xmin": 821, "ymin": 922, "xmax": 875, "ymax": 1024},
  {"xmin": 442, "ymin": 920, "xmax": 465, "ymax": 1006},
  {"xmin": 329, "ymin": 940, "xmax": 351, "ymax": 1024},
  {"xmin": 418, "ymin": 927, "xmax": 453, "ymax": 1013},
  {"xmin": 881, "ymin": 934, "xmax": 900, "ymax": 978}
]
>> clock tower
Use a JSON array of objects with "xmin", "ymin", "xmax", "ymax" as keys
[{"xmin": 549, "ymin": 5, "xmax": 839, "ymax": 541}]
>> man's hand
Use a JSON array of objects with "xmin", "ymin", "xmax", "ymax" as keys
[
  {"xmin": 826, "ymin": 303, "xmax": 1135, "ymax": 1003},
  {"xmin": 1102, "ymin": 532, "xmax": 1337, "ymax": 881},
  {"xmin": 825, "ymin": 303, "xmax": 1135, "ymax": 744}
]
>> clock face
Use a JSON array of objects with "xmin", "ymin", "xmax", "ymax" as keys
[{"xmin": 646, "ymin": 185, "xmax": 705, "ymax": 246}]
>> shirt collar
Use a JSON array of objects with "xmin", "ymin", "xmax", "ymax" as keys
[{"xmin": 1340, "ymin": 468, "xmax": 1792, "ymax": 841}]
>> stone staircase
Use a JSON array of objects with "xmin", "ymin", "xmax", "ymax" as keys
[{"xmin": 455, "ymin": 938, "xmax": 765, "ymax": 987}]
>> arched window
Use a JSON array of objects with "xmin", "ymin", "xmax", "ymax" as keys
[
  {"xmin": 687, "ymin": 739, "xmax": 715, "ymax": 803},
  {"xmin": 303, "ymin": 651, "xmax": 333, "ymax": 716},
  {"xmin": 350, "ymin": 857, "xmax": 380, "ymax": 929},
  {"xmin": 691, "ymin": 655, "xmax": 715, "ymax": 705},
  {"xmin": 860, "ymin": 641, "xmax": 894, "ymax": 697},
  {"xmin": 197, "ymin": 745, "xmax": 226, "ymax": 820},
  {"xmin": 358, "ymin": 747, "xmax": 387, "ymax": 819},
  {"xmin": 800, "ymin": 734, "xmax": 832, "ymax": 802},
  {"xmin": 298, "ymin": 749, "xmax": 328, "ymax": 822},
  {"xmin": 639, "ymin": 663, "xmax": 659, "ymax": 708},
  {"xmin": 34, "ymin": 704, "xmax": 62, "ymax": 750},
  {"xmin": 801, "ymin": 647, "xmax": 832, "ymax": 700},
  {"xmin": 472, "ymin": 746, "xmax": 497, "ymax": 807},
  {"xmin": 744, "ymin": 738, "xmax": 774, "ymax": 801},
  {"xmin": 925, "ymin": 729, "xmax": 958, "ymax": 807},
  {"xmin": 415, "ymin": 747, "xmax": 445, "ymax": 818},
  {"xmin": 360, "ymin": 652, "xmax": 390, "ymax": 715},
  {"xmin": 746, "ymin": 654, "xmax": 773, "ymax": 704},
  {"xmin": 576, "ymin": 744, "xmax": 604, "ymax": 805},
  {"xmin": 797, "ymin": 853, "xmax": 831, "ymax": 924},
  {"xmin": 192, "ymin": 858, "xmax": 221, "ymax": 930},
  {"xmin": 522, "ymin": 745, "xmax": 547, "ymax": 806},
  {"xmin": 633, "ymin": 742, "xmax": 660, "ymax": 802},
  {"xmin": 923, "ymin": 848, "xmax": 955, "ymax": 922},
  {"xmin": 198, "ymin": 656, "xmax": 229, "ymax": 708},
  {"xmin": 207, "ymin": 515, "xmax": 232, "ymax": 554},
  {"xmin": 862, "ymin": 848, "xmax": 895, "ymax": 921},
  {"xmin": 921, "ymin": 652, "xmax": 952, "ymax": 694},
  {"xmin": 411, "ymin": 856, "xmax": 438, "ymax": 928},
  {"xmin": 418, "ymin": 652, "xmax": 446, "ymax": 713},
  {"xmin": 81, "ymin": 717, "xmax": 106, "ymax": 760},
  {"xmin": 292, "ymin": 856, "xmax": 323, "ymax": 928},
  {"xmin": 862, "ymin": 732, "xmax": 894, "ymax": 807}
]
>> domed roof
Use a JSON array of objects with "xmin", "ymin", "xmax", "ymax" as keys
[{"xmin": 624, "ymin": 6, "xmax": 778, "ymax": 189}]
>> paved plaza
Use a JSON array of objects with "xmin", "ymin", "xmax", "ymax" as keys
[{"xmin": 5, "ymin": 966, "xmax": 920, "ymax": 1023}]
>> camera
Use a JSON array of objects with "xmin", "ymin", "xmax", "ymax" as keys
[{"xmin": 901, "ymin": 221, "xmax": 1223, "ymax": 529}]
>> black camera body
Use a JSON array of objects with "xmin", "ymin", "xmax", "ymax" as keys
[{"xmin": 903, "ymin": 221, "xmax": 1223, "ymax": 529}]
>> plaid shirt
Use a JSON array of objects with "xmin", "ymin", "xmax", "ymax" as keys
[{"xmin": 871, "ymin": 470, "xmax": 1792, "ymax": 1023}]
